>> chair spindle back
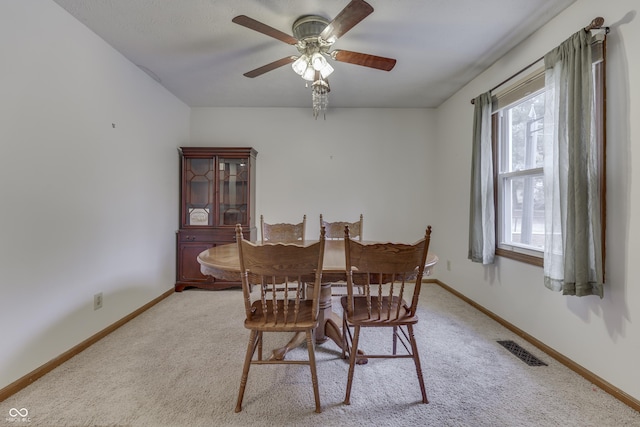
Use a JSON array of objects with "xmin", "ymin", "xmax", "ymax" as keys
[
  {"xmin": 343, "ymin": 225, "xmax": 432, "ymax": 320},
  {"xmin": 320, "ymin": 214, "xmax": 363, "ymax": 241},
  {"xmin": 261, "ymin": 215, "xmax": 306, "ymax": 244}
]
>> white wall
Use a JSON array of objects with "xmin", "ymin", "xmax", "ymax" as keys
[
  {"xmin": 190, "ymin": 107, "xmax": 438, "ymax": 243},
  {"xmin": 0, "ymin": 1, "xmax": 190, "ymax": 389},
  {"xmin": 434, "ymin": 0, "xmax": 640, "ymax": 401}
]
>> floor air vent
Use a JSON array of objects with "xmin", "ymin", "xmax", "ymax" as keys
[{"xmin": 497, "ymin": 340, "xmax": 547, "ymax": 366}]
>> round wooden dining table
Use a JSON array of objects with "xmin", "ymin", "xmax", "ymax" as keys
[{"xmin": 198, "ymin": 239, "xmax": 438, "ymax": 360}]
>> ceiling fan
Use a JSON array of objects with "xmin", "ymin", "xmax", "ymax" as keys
[{"xmin": 232, "ymin": 0, "xmax": 396, "ymax": 118}]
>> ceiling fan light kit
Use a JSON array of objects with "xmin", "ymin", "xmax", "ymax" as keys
[{"xmin": 232, "ymin": 0, "xmax": 396, "ymax": 120}]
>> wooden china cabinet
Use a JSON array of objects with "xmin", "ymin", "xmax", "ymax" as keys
[{"xmin": 175, "ymin": 147, "xmax": 257, "ymax": 291}]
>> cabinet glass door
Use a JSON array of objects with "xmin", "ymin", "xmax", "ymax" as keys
[
  {"xmin": 185, "ymin": 158, "xmax": 214, "ymax": 226},
  {"xmin": 218, "ymin": 157, "xmax": 248, "ymax": 226}
]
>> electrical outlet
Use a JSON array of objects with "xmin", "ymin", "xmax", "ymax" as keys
[
  {"xmin": 447, "ymin": 260, "xmax": 452, "ymax": 271},
  {"xmin": 94, "ymin": 292, "xmax": 103, "ymax": 310}
]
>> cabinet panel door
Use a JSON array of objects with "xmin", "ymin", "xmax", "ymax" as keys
[{"xmin": 178, "ymin": 242, "xmax": 214, "ymax": 282}]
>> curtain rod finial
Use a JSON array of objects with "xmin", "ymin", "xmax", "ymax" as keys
[{"xmin": 585, "ymin": 17, "xmax": 605, "ymax": 32}]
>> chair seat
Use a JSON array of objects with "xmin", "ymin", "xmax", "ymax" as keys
[
  {"xmin": 340, "ymin": 296, "xmax": 419, "ymax": 325},
  {"xmin": 245, "ymin": 299, "xmax": 318, "ymax": 331}
]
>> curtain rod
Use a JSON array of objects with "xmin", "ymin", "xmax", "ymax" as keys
[{"xmin": 470, "ymin": 17, "xmax": 607, "ymax": 104}]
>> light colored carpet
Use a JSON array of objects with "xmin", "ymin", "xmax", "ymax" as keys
[{"xmin": 2, "ymin": 283, "xmax": 639, "ymax": 426}]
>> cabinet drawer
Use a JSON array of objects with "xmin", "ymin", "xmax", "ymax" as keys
[
  {"xmin": 177, "ymin": 227, "xmax": 255, "ymax": 244},
  {"xmin": 178, "ymin": 232, "xmax": 215, "ymax": 243}
]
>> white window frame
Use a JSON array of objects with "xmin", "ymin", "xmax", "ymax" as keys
[{"xmin": 495, "ymin": 85, "xmax": 545, "ymax": 260}]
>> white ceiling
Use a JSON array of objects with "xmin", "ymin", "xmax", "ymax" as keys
[{"xmin": 52, "ymin": 0, "xmax": 576, "ymax": 108}]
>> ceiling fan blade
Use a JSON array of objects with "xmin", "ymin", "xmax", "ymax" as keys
[
  {"xmin": 232, "ymin": 15, "xmax": 298, "ymax": 45},
  {"xmin": 332, "ymin": 50, "xmax": 396, "ymax": 71},
  {"xmin": 243, "ymin": 56, "xmax": 296, "ymax": 78},
  {"xmin": 320, "ymin": 0, "xmax": 374, "ymax": 41}
]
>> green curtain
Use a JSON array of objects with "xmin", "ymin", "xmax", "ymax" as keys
[
  {"xmin": 543, "ymin": 30, "xmax": 604, "ymax": 297},
  {"xmin": 468, "ymin": 92, "xmax": 495, "ymax": 264}
]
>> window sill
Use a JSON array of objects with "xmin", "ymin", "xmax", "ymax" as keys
[{"xmin": 495, "ymin": 248, "xmax": 543, "ymax": 267}]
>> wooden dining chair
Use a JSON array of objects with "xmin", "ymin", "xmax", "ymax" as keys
[
  {"xmin": 260, "ymin": 214, "xmax": 308, "ymax": 297},
  {"xmin": 234, "ymin": 224, "xmax": 326, "ymax": 413},
  {"xmin": 320, "ymin": 214, "xmax": 364, "ymax": 296},
  {"xmin": 261, "ymin": 214, "xmax": 306, "ymax": 244},
  {"xmin": 341, "ymin": 225, "xmax": 432, "ymax": 405},
  {"xmin": 320, "ymin": 214, "xmax": 363, "ymax": 241}
]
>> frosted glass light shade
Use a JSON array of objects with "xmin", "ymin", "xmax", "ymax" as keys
[
  {"xmin": 291, "ymin": 55, "xmax": 308, "ymax": 75},
  {"xmin": 320, "ymin": 62, "xmax": 334, "ymax": 78},
  {"xmin": 302, "ymin": 67, "xmax": 316, "ymax": 81},
  {"xmin": 311, "ymin": 52, "xmax": 327, "ymax": 71}
]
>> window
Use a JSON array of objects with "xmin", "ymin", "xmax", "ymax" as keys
[
  {"xmin": 496, "ymin": 86, "xmax": 545, "ymax": 260},
  {"xmin": 492, "ymin": 35, "xmax": 606, "ymax": 267}
]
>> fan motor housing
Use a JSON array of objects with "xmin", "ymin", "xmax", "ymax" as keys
[{"xmin": 292, "ymin": 15, "xmax": 330, "ymax": 41}]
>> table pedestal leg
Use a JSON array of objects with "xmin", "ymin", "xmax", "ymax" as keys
[
  {"xmin": 314, "ymin": 282, "xmax": 334, "ymax": 343},
  {"xmin": 269, "ymin": 332, "xmax": 306, "ymax": 361},
  {"xmin": 269, "ymin": 282, "xmax": 366, "ymax": 364},
  {"xmin": 269, "ymin": 282, "xmax": 333, "ymax": 361}
]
